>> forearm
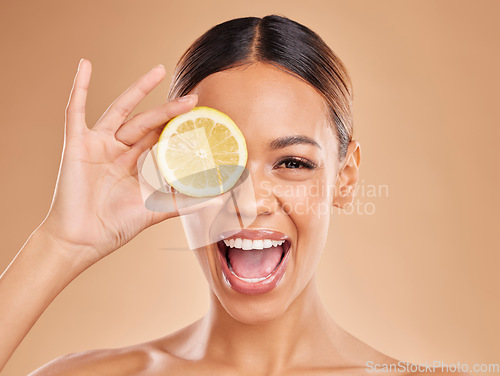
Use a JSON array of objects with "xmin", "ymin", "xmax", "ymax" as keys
[{"xmin": 0, "ymin": 226, "xmax": 92, "ymax": 371}]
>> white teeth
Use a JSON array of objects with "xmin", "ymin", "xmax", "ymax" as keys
[
  {"xmin": 222, "ymin": 238, "xmax": 285, "ymax": 250},
  {"xmin": 242, "ymin": 239, "xmax": 253, "ymax": 250},
  {"xmin": 252, "ymin": 239, "xmax": 264, "ymax": 249}
]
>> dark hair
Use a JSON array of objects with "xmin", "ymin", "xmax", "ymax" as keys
[{"xmin": 168, "ymin": 14, "xmax": 353, "ymax": 159}]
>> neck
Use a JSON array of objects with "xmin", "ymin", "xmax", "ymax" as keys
[{"xmin": 197, "ymin": 276, "xmax": 343, "ymax": 372}]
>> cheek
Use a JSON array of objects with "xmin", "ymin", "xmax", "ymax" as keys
[
  {"xmin": 277, "ymin": 176, "xmax": 332, "ymax": 263},
  {"xmin": 194, "ymin": 246, "xmax": 227, "ymax": 296},
  {"xmin": 194, "ymin": 248, "xmax": 211, "ymax": 279},
  {"xmin": 277, "ymin": 175, "xmax": 334, "ymax": 221}
]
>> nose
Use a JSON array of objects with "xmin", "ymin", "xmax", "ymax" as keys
[{"xmin": 226, "ymin": 164, "xmax": 277, "ymax": 223}]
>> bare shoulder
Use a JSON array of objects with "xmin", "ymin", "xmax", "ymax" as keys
[
  {"xmin": 28, "ymin": 345, "xmax": 160, "ymax": 376},
  {"xmin": 28, "ymin": 320, "xmax": 207, "ymax": 376}
]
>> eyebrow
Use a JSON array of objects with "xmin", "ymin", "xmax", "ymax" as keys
[{"xmin": 269, "ymin": 135, "xmax": 321, "ymax": 150}]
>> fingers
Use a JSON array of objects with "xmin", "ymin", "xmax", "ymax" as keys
[
  {"xmin": 93, "ymin": 64, "xmax": 167, "ymax": 133},
  {"xmin": 121, "ymin": 127, "xmax": 163, "ymax": 171},
  {"xmin": 65, "ymin": 59, "xmax": 91, "ymax": 136},
  {"xmin": 114, "ymin": 94, "xmax": 198, "ymax": 146},
  {"xmin": 135, "ymin": 147, "xmax": 228, "ymax": 217}
]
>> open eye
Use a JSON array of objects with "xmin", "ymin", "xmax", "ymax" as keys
[{"xmin": 274, "ymin": 157, "xmax": 317, "ymax": 170}]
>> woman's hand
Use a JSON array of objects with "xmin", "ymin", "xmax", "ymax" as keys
[
  {"xmin": 40, "ymin": 59, "xmax": 198, "ymax": 265},
  {"xmin": 0, "ymin": 60, "xmax": 206, "ymax": 370}
]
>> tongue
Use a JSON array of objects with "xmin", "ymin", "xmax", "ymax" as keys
[{"xmin": 228, "ymin": 245, "xmax": 284, "ymax": 278}]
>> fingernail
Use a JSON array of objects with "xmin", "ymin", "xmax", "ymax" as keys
[
  {"xmin": 152, "ymin": 64, "xmax": 164, "ymax": 71},
  {"xmin": 176, "ymin": 94, "xmax": 197, "ymax": 102},
  {"xmin": 78, "ymin": 58, "xmax": 84, "ymax": 71}
]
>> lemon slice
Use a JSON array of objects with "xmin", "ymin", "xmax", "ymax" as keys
[{"xmin": 156, "ymin": 106, "xmax": 247, "ymax": 197}]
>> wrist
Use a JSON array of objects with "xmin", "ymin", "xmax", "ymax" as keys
[{"xmin": 33, "ymin": 223, "xmax": 100, "ymax": 274}]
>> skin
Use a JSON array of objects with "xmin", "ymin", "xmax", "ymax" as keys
[{"xmin": 0, "ymin": 60, "xmax": 463, "ymax": 376}]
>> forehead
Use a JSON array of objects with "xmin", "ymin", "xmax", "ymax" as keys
[{"xmin": 190, "ymin": 62, "xmax": 330, "ymax": 142}]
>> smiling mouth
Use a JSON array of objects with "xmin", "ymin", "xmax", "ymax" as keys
[{"xmin": 216, "ymin": 229, "xmax": 292, "ymax": 295}]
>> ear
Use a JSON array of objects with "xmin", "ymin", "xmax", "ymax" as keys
[{"xmin": 332, "ymin": 140, "xmax": 361, "ymax": 209}]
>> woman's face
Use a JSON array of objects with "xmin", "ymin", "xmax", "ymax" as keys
[{"xmin": 187, "ymin": 62, "xmax": 343, "ymax": 323}]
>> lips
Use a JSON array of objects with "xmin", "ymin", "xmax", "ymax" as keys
[{"xmin": 216, "ymin": 228, "xmax": 291, "ymax": 295}]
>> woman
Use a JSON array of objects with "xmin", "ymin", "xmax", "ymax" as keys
[{"xmin": 0, "ymin": 15, "xmax": 451, "ymax": 375}]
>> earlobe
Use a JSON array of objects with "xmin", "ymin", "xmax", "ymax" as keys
[{"xmin": 332, "ymin": 141, "xmax": 361, "ymax": 209}]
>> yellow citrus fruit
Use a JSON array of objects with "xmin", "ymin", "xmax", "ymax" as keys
[{"xmin": 156, "ymin": 106, "xmax": 247, "ymax": 197}]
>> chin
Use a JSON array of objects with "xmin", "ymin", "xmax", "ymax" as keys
[{"xmin": 214, "ymin": 286, "xmax": 295, "ymax": 325}]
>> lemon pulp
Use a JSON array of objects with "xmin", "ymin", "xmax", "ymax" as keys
[{"xmin": 156, "ymin": 106, "xmax": 247, "ymax": 197}]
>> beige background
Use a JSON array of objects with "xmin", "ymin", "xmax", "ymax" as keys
[{"xmin": 1, "ymin": 0, "xmax": 499, "ymax": 375}]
